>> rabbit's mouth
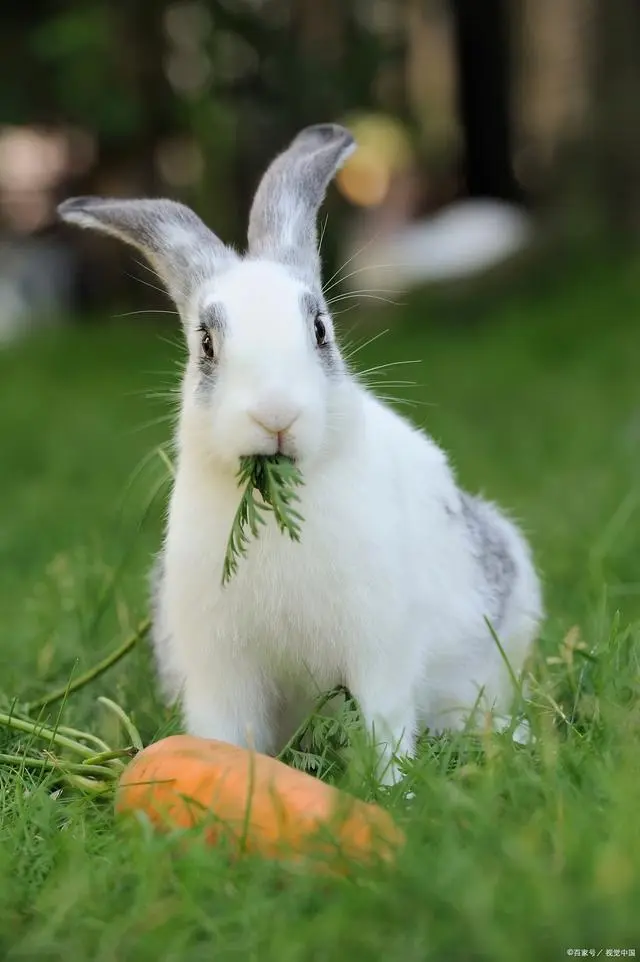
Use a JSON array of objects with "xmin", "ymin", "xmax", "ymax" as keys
[
  {"xmin": 278, "ymin": 437, "xmax": 301, "ymax": 463},
  {"xmin": 269, "ymin": 430, "xmax": 300, "ymax": 461},
  {"xmin": 274, "ymin": 438, "xmax": 298, "ymax": 462},
  {"xmin": 242, "ymin": 437, "xmax": 299, "ymax": 462}
]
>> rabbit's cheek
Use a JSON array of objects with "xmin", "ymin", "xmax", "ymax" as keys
[{"xmin": 286, "ymin": 409, "xmax": 327, "ymax": 465}]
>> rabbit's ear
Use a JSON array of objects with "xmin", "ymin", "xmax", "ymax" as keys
[
  {"xmin": 247, "ymin": 123, "xmax": 356, "ymax": 283},
  {"xmin": 57, "ymin": 197, "xmax": 233, "ymax": 312}
]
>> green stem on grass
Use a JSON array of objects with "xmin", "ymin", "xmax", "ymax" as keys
[
  {"xmin": 82, "ymin": 747, "xmax": 137, "ymax": 767},
  {"xmin": 0, "ymin": 752, "xmax": 116, "ymax": 779},
  {"xmin": 26, "ymin": 618, "xmax": 151, "ymax": 715},
  {"xmin": 65, "ymin": 774, "xmax": 113, "ymax": 794},
  {"xmin": 97, "ymin": 697, "xmax": 143, "ymax": 751},
  {"xmin": 484, "ymin": 616, "xmax": 524, "ymax": 702},
  {"xmin": 0, "ymin": 711, "xmax": 95, "ymax": 758},
  {"xmin": 55, "ymin": 726, "xmax": 112, "ymax": 754}
]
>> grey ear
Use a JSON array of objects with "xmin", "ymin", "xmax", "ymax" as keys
[
  {"xmin": 57, "ymin": 196, "xmax": 233, "ymax": 312},
  {"xmin": 246, "ymin": 123, "xmax": 356, "ymax": 282}
]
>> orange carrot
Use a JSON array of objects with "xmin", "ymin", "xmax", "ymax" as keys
[{"xmin": 115, "ymin": 734, "xmax": 404, "ymax": 870}]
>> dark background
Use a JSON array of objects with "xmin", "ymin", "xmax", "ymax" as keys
[{"xmin": 2, "ymin": 0, "xmax": 640, "ymax": 331}]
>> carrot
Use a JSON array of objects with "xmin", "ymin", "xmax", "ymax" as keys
[{"xmin": 115, "ymin": 734, "xmax": 404, "ymax": 871}]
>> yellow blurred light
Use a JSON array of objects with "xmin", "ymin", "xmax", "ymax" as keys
[
  {"xmin": 342, "ymin": 112, "xmax": 414, "ymax": 171},
  {"xmin": 336, "ymin": 144, "xmax": 391, "ymax": 207},
  {"xmin": 335, "ymin": 112, "xmax": 414, "ymax": 207}
]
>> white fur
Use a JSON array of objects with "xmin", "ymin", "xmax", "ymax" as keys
[{"xmin": 155, "ymin": 258, "xmax": 543, "ymax": 783}]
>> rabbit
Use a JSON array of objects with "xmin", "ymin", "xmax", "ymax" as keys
[{"xmin": 57, "ymin": 123, "xmax": 543, "ymax": 785}]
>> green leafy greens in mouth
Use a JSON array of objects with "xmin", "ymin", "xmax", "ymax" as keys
[{"xmin": 222, "ymin": 455, "xmax": 305, "ymax": 586}]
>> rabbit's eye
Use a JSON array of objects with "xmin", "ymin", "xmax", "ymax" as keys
[
  {"xmin": 314, "ymin": 315, "xmax": 327, "ymax": 347},
  {"xmin": 201, "ymin": 329, "xmax": 214, "ymax": 359}
]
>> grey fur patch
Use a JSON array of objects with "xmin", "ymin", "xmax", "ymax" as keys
[
  {"xmin": 57, "ymin": 196, "xmax": 236, "ymax": 313},
  {"xmin": 300, "ymin": 290, "xmax": 321, "ymax": 318},
  {"xmin": 196, "ymin": 355, "xmax": 218, "ymax": 398},
  {"xmin": 442, "ymin": 501, "xmax": 457, "ymax": 518},
  {"xmin": 199, "ymin": 301, "xmax": 227, "ymax": 332},
  {"xmin": 459, "ymin": 492, "xmax": 517, "ymax": 628},
  {"xmin": 195, "ymin": 302, "xmax": 226, "ymax": 388},
  {"xmin": 299, "ymin": 290, "xmax": 342, "ymax": 376},
  {"xmin": 247, "ymin": 124, "xmax": 356, "ymax": 284},
  {"xmin": 195, "ymin": 366, "xmax": 217, "ymax": 400}
]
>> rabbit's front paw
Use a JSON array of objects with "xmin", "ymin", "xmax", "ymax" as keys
[{"xmin": 348, "ymin": 671, "xmax": 418, "ymax": 790}]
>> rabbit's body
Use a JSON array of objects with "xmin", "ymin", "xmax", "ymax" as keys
[
  {"xmin": 152, "ymin": 266, "xmax": 541, "ymax": 773},
  {"xmin": 58, "ymin": 123, "xmax": 543, "ymax": 784}
]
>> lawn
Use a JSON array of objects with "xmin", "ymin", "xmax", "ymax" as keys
[{"xmin": 1, "ymin": 250, "xmax": 639, "ymax": 960}]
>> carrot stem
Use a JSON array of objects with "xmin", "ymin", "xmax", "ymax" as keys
[
  {"xmin": 55, "ymin": 726, "xmax": 112, "ymax": 754},
  {"xmin": 0, "ymin": 711, "xmax": 95, "ymax": 758},
  {"xmin": 0, "ymin": 752, "xmax": 116, "ymax": 779},
  {"xmin": 27, "ymin": 618, "xmax": 151, "ymax": 714},
  {"xmin": 97, "ymin": 697, "xmax": 144, "ymax": 751},
  {"xmin": 83, "ymin": 747, "xmax": 137, "ymax": 767}
]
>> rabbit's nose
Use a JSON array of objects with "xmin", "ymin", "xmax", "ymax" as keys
[{"xmin": 249, "ymin": 411, "xmax": 300, "ymax": 437}]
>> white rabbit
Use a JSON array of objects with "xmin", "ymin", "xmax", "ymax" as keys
[{"xmin": 58, "ymin": 124, "xmax": 543, "ymax": 784}]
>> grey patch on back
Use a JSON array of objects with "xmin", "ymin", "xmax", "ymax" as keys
[
  {"xmin": 148, "ymin": 551, "xmax": 182, "ymax": 703},
  {"xmin": 459, "ymin": 492, "xmax": 517, "ymax": 629},
  {"xmin": 246, "ymin": 124, "xmax": 356, "ymax": 284},
  {"xmin": 441, "ymin": 495, "xmax": 458, "ymax": 519}
]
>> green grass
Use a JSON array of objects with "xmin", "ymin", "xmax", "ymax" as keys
[{"xmin": 1, "ymin": 251, "xmax": 640, "ymax": 959}]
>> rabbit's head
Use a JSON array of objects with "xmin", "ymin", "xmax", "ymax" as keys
[{"xmin": 58, "ymin": 124, "xmax": 356, "ymax": 469}]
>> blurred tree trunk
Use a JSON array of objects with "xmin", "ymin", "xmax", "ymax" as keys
[
  {"xmin": 52, "ymin": 1, "xmax": 178, "ymax": 313},
  {"xmin": 225, "ymin": 0, "xmax": 399, "ymax": 270},
  {"xmin": 118, "ymin": 0, "xmax": 173, "ymax": 197},
  {"xmin": 591, "ymin": 0, "xmax": 640, "ymax": 239},
  {"xmin": 450, "ymin": 0, "xmax": 523, "ymax": 203}
]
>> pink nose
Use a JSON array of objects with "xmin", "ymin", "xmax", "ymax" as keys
[{"xmin": 250, "ymin": 412, "xmax": 300, "ymax": 438}]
